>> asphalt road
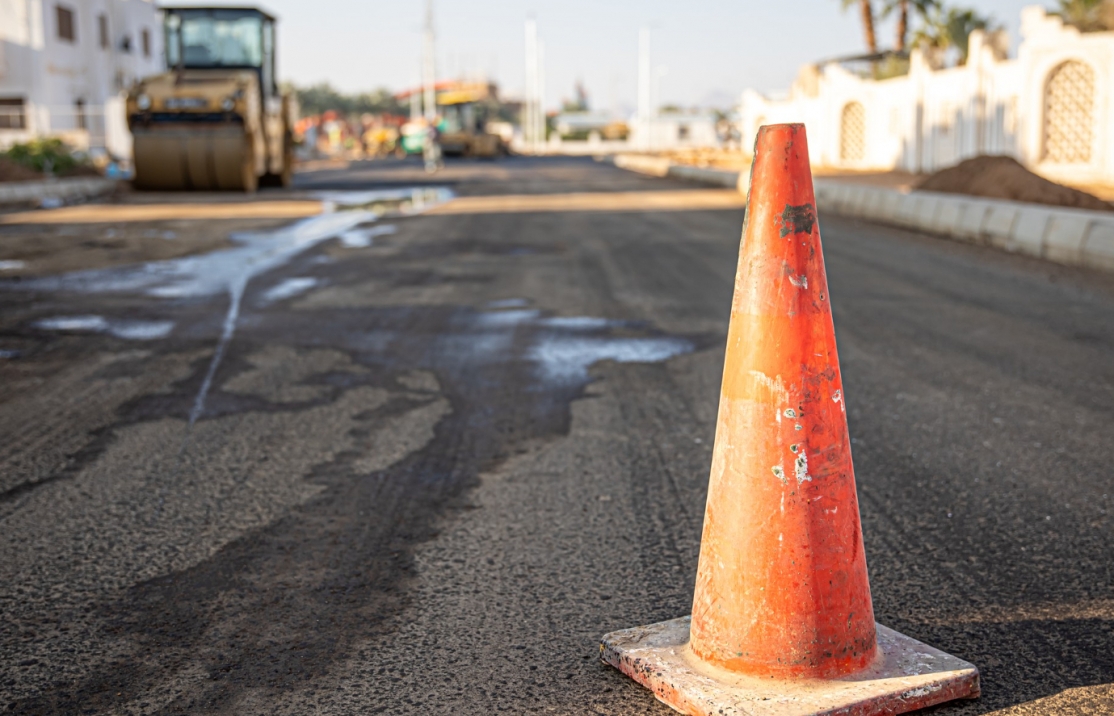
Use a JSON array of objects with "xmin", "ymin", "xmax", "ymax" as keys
[{"xmin": 2, "ymin": 156, "xmax": 1113, "ymax": 715}]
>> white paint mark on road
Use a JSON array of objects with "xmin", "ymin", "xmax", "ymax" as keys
[
  {"xmin": 35, "ymin": 315, "xmax": 174, "ymax": 340},
  {"xmin": 13, "ymin": 188, "xmax": 454, "ymax": 426},
  {"xmin": 528, "ymin": 335, "xmax": 692, "ymax": 384},
  {"xmin": 316, "ymin": 187, "xmax": 453, "ymax": 214},
  {"xmin": 0, "ymin": 260, "xmax": 26, "ymax": 271},
  {"xmin": 338, "ymin": 224, "xmax": 397, "ymax": 248},
  {"xmin": 110, "ymin": 320, "xmax": 176, "ymax": 340},
  {"xmin": 538, "ymin": 316, "xmax": 614, "ymax": 330},
  {"xmin": 190, "ymin": 276, "xmax": 243, "ymax": 425},
  {"xmin": 486, "ymin": 298, "xmax": 529, "ymax": 309},
  {"xmin": 35, "ymin": 315, "xmax": 108, "ymax": 332},
  {"xmin": 261, "ymin": 277, "xmax": 319, "ymax": 304},
  {"xmin": 475, "ymin": 309, "xmax": 540, "ymax": 327}
]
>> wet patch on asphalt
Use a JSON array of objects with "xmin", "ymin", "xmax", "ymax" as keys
[
  {"xmin": 3, "ymin": 303, "xmax": 709, "ymax": 714},
  {"xmin": 1, "ymin": 202, "xmax": 714, "ymax": 714}
]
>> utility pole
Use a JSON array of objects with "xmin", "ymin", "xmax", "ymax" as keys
[
  {"xmin": 524, "ymin": 17, "xmax": 545, "ymax": 153},
  {"xmin": 410, "ymin": 69, "xmax": 421, "ymax": 121},
  {"xmin": 536, "ymin": 38, "xmax": 545, "ymax": 150},
  {"xmin": 524, "ymin": 18, "xmax": 537, "ymax": 149},
  {"xmin": 637, "ymin": 27, "xmax": 651, "ymax": 150},
  {"xmin": 521, "ymin": 18, "xmax": 543, "ymax": 152},
  {"xmin": 422, "ymin": 0, "xmax": 436, "ymax": 121}
]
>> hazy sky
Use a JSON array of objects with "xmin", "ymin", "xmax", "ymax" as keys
[{"xmin": 176, "ymin": 1, "xmax": 1049, "ymax": 111}]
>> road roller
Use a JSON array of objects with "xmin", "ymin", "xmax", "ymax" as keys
[
  {"xmin": 127, "ymin": 6, "xmax": 293, "ymax": 192},
  {"xmin": 436, "ymin": 84, "xmax": 506, "ymax": 159}
]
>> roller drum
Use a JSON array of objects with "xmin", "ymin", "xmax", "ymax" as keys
[{"xmin": 133, "ymin": 128, "xmax": 256, "ymax": 192}]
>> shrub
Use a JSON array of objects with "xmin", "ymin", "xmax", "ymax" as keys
[{"xmin": 2, "ymin": 138, "xmax": 82, "ymax": 175}]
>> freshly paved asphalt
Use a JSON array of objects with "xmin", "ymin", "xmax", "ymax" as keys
[{"xmin": 1, "ymin": 156, "xmax": 1113, "ymax": 715}]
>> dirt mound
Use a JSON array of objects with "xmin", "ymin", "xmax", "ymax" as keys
[
  {"xmin": 916, "ymin": 155, "xmax": 1113, "ymax": 212},
  {"xmin": 0, "ymin": 156, "xmax": 44, "ymax": 183}
]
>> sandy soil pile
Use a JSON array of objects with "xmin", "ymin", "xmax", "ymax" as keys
[
  {"xmin": 0, "ymin": 156, "xmax": 102, "ymax": 183},
  {"xmin": 0, "ymin": 156, "xmax": 44, "ymax": 183},
  {"xmin": 917, "ymin": 155, "xmax": 1113, "ymax": 212}
]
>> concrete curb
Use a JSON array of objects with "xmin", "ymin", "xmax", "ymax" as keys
[
  {"xmin": 612, "ymin": 154, "xmax": 747, "ymax": 192},
  {"xmin": 0, "ymin": 177, "xmax": 118, "ymax": 207},
  {"xmin": 609, "ymin": 154, "xmax": 1114, "ymax": 273},
  {"xmin": 812, "ymin": 180, "xmax": 1114, "ymax": 273},
  {"xmin": 666, "ymin": 164, "xmax": 740, "ymax": 189},
  {"xmin": 612, "ymin": 154, "xmax": 671, "ymax": 177}
]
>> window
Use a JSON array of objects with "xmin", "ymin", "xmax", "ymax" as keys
[
  {"xmin": 56, "ymin": 5, "xmax": 76, "ymax": 43},
  {"xmin": 75, "ymin": 99, "xmax": 86, "ymax": 130},
  {"xmin": 142, "ymin": 28, "xmax": 151, "ymax": 57},
  {"xmin": 98, "ymin": 14, "xmax": 109, "ymax": 49},
  {"xmin": 840, "ymin": 102, "xmax": 866, "ymax": 163},
  {"xmin": 167, "ymin": 9, "xmax": 264, "ymax": 68},
  {"xmin": 0, "ymin": 98, "xmax": 26, "ymax": 130},
  {"xmin": 1043, "ymin": 60, "xmax": 1095, "ymax": 163}
]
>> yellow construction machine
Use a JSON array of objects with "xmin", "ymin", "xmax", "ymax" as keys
[
  {"xmin": 437, "ymin": 83, "xmax": 506, "ymax": 159},
  {"xmin": 127, "ymin": 6, "xmax": 293, "ymax": 192}
]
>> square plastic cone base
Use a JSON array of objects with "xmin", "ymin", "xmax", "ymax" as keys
[{"xmin": 600, "ymin": 617, "xmax": 979, "ymax": 716}]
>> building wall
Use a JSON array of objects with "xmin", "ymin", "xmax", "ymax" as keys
[
  {"xmin": 739, "ymin": 6, "xmax": 1114, "ymax": 184},
  {"xmin": 628, "ymin": 112, "xmax": 718, "ymax": 150},
  {"xmin": 0, "ymin": 0, "xmax": 161, "ymax": 156}
]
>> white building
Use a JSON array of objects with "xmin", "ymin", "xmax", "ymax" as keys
[
  {"xmin": 629, "ymin": 111, "xmax": 719, "ymax": 151},
  {"xmin": 739, "ymin": 6, "xmax": 1114, "ymax": 185},
  {"xmin": 0, "ymin": 0, "xmax": 162, "ymax": 158}
]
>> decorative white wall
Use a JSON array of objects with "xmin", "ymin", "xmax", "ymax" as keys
[
  {"xmin": 0, "ymin": 0, "xmax": 162, "ymax": 157},
  {"xmin": 739, "ymin": 6, "xmax": 1114, "ymax": 184}
]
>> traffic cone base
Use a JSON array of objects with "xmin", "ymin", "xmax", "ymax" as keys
[{"xmin": 602, "ymin": 617, "xmax": 979, "ymax": 716}]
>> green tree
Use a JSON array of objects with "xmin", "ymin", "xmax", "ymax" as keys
[
  {"xmin": 287, "ymin": 82, "xmax": 406, "ymax": 117},
  {"xmin": 839, "ymin": 0, "xmax": 878, "ymax": 54},
  {"xmin": 912, "ymin": 5, "xmax": 996, "ymax": 64},
  {"xmin": 880, "ymin": 0, "xmax": 938, "ymax": 52},
  {"xmin": 1054, "ymin": 0, "xmax": 1113, "ymax": 31}
]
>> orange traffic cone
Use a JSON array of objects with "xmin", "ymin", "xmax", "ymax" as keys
[{"xmin": 601, "ymin": 124, "xmax": 980, "ymax": 715}]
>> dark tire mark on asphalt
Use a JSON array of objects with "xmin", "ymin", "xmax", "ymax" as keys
[
  {"xmin": 5, "ymin": 158, "xmax": 1114, "ymax": 714},
  {"xmin": 6, "ymin": 286, "xmax": 708, "ymax": 715}
]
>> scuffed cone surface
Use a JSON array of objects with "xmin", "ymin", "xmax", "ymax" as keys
[{"xmin": 689, "ymin": 123, "xmax": 875, "ymax": 677}]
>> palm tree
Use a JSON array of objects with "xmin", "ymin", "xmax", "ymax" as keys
[
  {"xmin": 912, "ymin": 5, "xmax": 996, "ymax": 64},
  {"xmin": 880, "ymin": 0, "xmax": 938, "ymax": 52},
  {"xmin": 1054, "ymin": 0, "xmax": 1112, "ymax": 32},
  {"xmin": 840, "ymin": 0, "xmax": 878, "ymax": 54},
  {"xmin": 946, "ymin": 8, "xmax": 997, "ymax": 63}
]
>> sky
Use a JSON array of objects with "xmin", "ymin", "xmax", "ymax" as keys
[{"xmin": 174, "ymin": 0, "xmax": 1051, "ymax": 113}]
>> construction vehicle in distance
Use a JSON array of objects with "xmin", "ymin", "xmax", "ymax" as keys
[
  {"xmin": 126, "ymin": 6, "xmax": 294, "ymax": 192},
  {"xmin": 437, "ymin": 83, "xmax": 505, "ymax": 158}
]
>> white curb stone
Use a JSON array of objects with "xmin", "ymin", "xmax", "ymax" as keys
[
  {"xmin": 0, "ymin": 177, "xmax": 117, "ymax": 206},
  {"xmin": 984, "ymin": 204, "xmax": 1020, "ymax": 249},
  {"xmin": 1008, "ymin": 207, "xmax": 1051, "ymax": 256},
  {"xmin": 609, "ymin": 157, "xmax": 1114, "ymax": 274}
]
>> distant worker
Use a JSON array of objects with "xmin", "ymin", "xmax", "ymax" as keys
[{"xmin": 423, "ymin": 121, "xmax": 443, "ymax": 173}]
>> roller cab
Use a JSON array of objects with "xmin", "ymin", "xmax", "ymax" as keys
[{"xmin": 127, "ymin": 6, "xmax": 293, "ymax": 192}]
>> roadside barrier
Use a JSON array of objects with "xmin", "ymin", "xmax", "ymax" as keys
[
  {"xmin": 612, "ymin": 154, "xmax": 1114, "ymax": 274},
  {"xmin": 600, "ymin": 124, "xmax": 980, "ymax": 716},
  {"xmin": 811, "ymin": 181, "xmax": 1114, "ymax": 273},
  {"xmin": 0, "ymin": 177, "xmax": 117, "ymax": 207}
]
